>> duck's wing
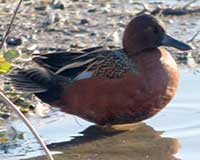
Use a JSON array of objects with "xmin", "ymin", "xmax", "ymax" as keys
[
  {"xmin": 33, "ymin": 46, "xmax": 106, "ymax": 72},
  {"xmin": 54, "ymin": 49, "xmax": 136, "ymax": 80}
]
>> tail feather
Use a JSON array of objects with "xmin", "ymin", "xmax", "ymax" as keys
[{"xmin": 8, "ymin": 68, "xmax": 54, "ymax": 93}]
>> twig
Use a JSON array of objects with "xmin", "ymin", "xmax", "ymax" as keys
[
  {"xmin": 0, "ymin": 92, "xmax": 54, "ymax": 160},
  {"xmin": 187, "ymin": 30, "xmax": 200, "ymax": 42},
  {"xmin": 132, "ymin": 2, "xmax": 149, "ymax": 11},
  {"xmin": 99, "ymin": 27, "xmax": 118, "ymax": 46},
  {"xmin": 183, "ymin": 0, "xmax": 198, "ymax": 9},
  {"xmin": 0, "ymin": 0, "xmax": 23, "ymax": 50},
  {"xmin": 0, "ymin": 0, "xmax": 54, "ymax": 159},
  {"xmin": 132, "ymin": 2, "xmax": 151, "ymax": 15},
  {"xmin": 133, "ymin": 1, "xmax": 200, "ymax": 16}
]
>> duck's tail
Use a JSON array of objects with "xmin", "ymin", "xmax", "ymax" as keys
[
  {"xmin": 8, "ymin": 67, "xmax": 54, "ymax": 93},
  {"xmin": 8, "ymin": 67, "xmax": 67, "ymax": 103}
]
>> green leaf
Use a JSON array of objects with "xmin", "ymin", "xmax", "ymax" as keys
[
  {"xmin": 17, "ymin": 133, "xmax": 24, "ymax": 140},
  {"xmin": 0, "ymin": 131, "xmax": 8, "ymax": 142},
  {"xmin": 0, "ymin": 55, "xmax": 11, "ymax": 74},
  {"xmin": 3, "ymin": 49, "xmax": 20, "ymax": 61}
]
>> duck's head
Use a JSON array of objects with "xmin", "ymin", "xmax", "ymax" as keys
[{"xmin": 123, "ymin": 14, "xmax": 191, "ymax": 54}]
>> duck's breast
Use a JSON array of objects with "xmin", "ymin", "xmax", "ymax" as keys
[{"xmin": 134, "ymin": 48, "xmax": 179, "ymax": 114}]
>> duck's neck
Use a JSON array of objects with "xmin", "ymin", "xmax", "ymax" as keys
[
  {"xmin": 126, "ymin": 48, "xmax": 157, "ymax": 59},
  {"xmin": 122, "ymin": 34, "xmax": 142, "ymax": 55}
]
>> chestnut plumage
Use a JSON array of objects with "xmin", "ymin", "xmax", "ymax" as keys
[{"xmin": 9, "ymin": 14, "xmax": 191, "ymax": 125}]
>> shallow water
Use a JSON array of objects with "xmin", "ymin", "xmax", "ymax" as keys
[
  {"xmin": 0, "ymin": 67, "xmax": 199, "ymax": 160},
  {"xmin": 146, "ymin": 67, "xmax": 200, "ymax": 160}
]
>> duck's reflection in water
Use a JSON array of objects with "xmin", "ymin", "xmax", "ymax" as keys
[{"xmin": 33, "ymin": 123, "xmax": 180, "ymax": 160}]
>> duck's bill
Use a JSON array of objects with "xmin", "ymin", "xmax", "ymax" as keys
[{"xmin": 161, "ymin": 34, "xmax": 192, "ymax": 51}]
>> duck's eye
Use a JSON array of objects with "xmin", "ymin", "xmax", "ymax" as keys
[{"xmin": 153, "ymin": 27, "xmax": 159, "ymax": 34}]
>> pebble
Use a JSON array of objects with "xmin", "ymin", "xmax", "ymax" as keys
[
  {"xmin": 0, "ymin": 34, "xmax": 3, "ymax": 41},
  {"xmin": 88, "ymin": 8, "xmax": 97, "ymax": 13},
  {"xmin": 34, "ymin": 3, "xmax": 47, "ymax": 11},
  {"xmin": 27, "ymin": 44, "xmax": 37, "ymax": 51},
  {"xmin": 79, "ymin": 19, "xmax": 89, "ymax": 25},
  {"xmin": 6, "ymin": 37, "xmax": 22, "ymax": 46},
  {"xmin": 51, "ymin": 0, "xmax": 64, "ymax": 10}
]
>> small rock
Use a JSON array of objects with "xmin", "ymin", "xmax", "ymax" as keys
[
  {"xmin": 168, "ymin": 19, "xmax": 174, "ymax": 24},
  {"xmin": 79, "ymin": 19, "xmax": 89, "ymax": 25},
  {"xmin": 6, "ymin": 37, "xmax": 22, "ymax": 46},
  {"xmin": 0, "ymin": 113, "xmax": 10, "ymax": 119},
  {"xmin": 27, "ymin": 44, "xmax": 37, "ymax": 51},
  {"xmin": 90, "ymin": 32, "xmax": 96, "ymax": 36},
  {"xmin": 33, "ymin": 50, "xmax": 40, "ymax": 54},
  {"xmin": 70, "ymin": 43, "xmax": 78, "ymax": 48},
  {"xmin": 42, "ymin": 13, "xmax": 60, "ymax": 26},
  {"xmin": 88, "ymin": 8, "xmax": 97, "ymax": 13},
  {"xmin": 0, "ymin": 34, "xmax": 3, "ymax": 41},
  {"xmin": 51, "ymin": 0, "xmax": 64, "ymax": 10},
  {"xmin": 34, "ymin": 2, "xmax": 47, "ymax": 11}
]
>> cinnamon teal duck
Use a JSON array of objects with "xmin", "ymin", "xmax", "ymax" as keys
[{"xmin": 9, "ymin": 14, "xmax": 191, "ymax": 125}]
